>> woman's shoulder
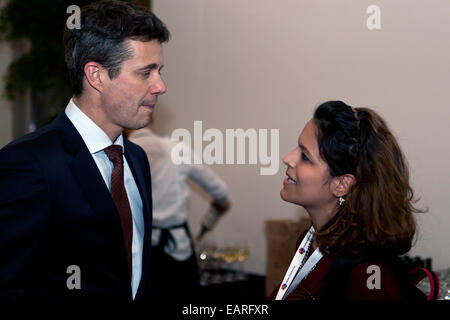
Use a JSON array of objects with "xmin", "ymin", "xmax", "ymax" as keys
[
  {"xmin": 321, "ymin": 247, "xmax": 419, "ymax": 300},
  {"xmin": 345, "ymin": 259, "xmax": 403, "ymax": 299}
]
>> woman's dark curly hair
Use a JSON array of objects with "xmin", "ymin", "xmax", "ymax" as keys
[{"xmin": 312, "ymin": 101, "xmax": 425, "ymax": 255}]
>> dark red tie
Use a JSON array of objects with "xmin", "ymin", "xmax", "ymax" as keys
[{"xmin": 104, "ymin": 145, "xmax": 133, "ymax": 277}]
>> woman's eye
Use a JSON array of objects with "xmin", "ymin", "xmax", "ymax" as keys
[{"xmin": 301, "ymin": 152, "xmax": 310, "ymax": 162}]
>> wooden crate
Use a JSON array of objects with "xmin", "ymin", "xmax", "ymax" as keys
[{"xmin": 265, "ymin": 217, "xmax": 311, "ymax": 297}]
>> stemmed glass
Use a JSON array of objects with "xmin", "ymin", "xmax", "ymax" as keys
[
  {"xmin": 196, "ymin": 242, "xmax": 212, "ymax": 286},
  {"xmin": 197, "ymin": 242, "xmax": 213, "ymax": 286},
  {"xmin": 235, "ymin": 242, "xmax": 249, "ymax": 280},
  {"xmin": 196, "ymin": 236, "xmax": 222, "ymax": 286},
  {"xmin": 210, "ymin": 244, "xmax": 227, "ymax": 284},
  {"xmin": 437, "ymin": 268, "xmax": 450, "ymax": 300},
  {"xmin": 222, "ymin": 243, "xmax": 238, "ymax": 282}
]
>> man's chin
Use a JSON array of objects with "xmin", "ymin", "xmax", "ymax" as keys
[
  {"xmin": 127, "ymin": 117, "xmax": 152, "ymax": 130},
  {"xmin": 133, "ymin": 121, "xmax": 151, "ymax": 130}
]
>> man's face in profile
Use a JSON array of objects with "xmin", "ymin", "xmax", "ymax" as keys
[{"xmin": 100, "ymin": 39, "xmax": 166, "ymax": 132}]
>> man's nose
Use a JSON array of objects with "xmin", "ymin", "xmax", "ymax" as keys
[{"xmin": 151, "ymin": 76, "xmax": 166, "ymax": 96}]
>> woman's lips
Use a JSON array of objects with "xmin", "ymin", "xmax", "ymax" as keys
[{"xmin": 283, "ymin": 176, "xmax": 297, "ymax": 187}]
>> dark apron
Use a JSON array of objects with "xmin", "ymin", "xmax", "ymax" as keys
[
  {"xmin": 152, "ymin": 222, "xmax": 196, "ymax": 253},
  {"xmin": 150, "ymin": 222, "xmax": 200, "ymax": 299}
]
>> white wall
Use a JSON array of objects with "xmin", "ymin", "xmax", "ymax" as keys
[{"xmin": 152, "ymin": 0, "xmax": 450, "ymax": 274}]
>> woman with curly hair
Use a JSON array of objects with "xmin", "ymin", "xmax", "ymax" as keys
[{"xmin": 273, "ymin": 100, "xmax": 425, "ymax": 300}]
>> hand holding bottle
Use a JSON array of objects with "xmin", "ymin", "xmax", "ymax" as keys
[{"xmin": 196, "ymin": 199, "xmax": 231, "ymax": 242}]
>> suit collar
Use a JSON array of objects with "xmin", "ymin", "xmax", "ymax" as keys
[
  {"xmin": 50, "ymin": 110, "xmax": 85, "ymax": 156},
  {"xmin": 51, "ymin": 111, "xmax": 132, "ymax": 289},
  {"xmin": 65, "ymin": 99, "xmax": 125, "ymax": 154},
  {"xmin": 124, "ymin": 139, "xmax": 153, "ymax": 300}
]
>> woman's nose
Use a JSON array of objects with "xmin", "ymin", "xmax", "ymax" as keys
[{"xmin": 282, "ymin": 149, "xmax": 296, "ymax": 168}]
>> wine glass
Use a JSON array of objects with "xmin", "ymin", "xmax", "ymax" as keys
[
  {"xmin": 197, "ymin": 242, "xmax": 213, "ymax": 286},
  {"xmin": 437, "ymin": 268, "xmax": 450, "ymax": 300},
  {"xmin": 235, "ymin": 242, "xmax": 249, "ymax": 280},
  {"xmin": 222, "ymin": 243, "xmax": 238, "ymax": 282},
  {"xmin": 209, "ymin": 244, "xmax": 226, "ymax": 284}
]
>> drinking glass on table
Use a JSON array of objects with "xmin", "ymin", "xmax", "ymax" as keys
[
  {"xmin": 209, "ymin": 244, "xmax": 226, "ymax": 284},
  {"xmin": 235, "ymin": 242, "xmax": 250, "ymax": 280},
  {"xmin": 222, "ymin": 242, "xmax": 238, "ymax": 282},
  {"xmin": 437, "ymin": 268, "xmax": 450, "ymax": 300},
  {"xmin": 197, "ymin": 240, "xmax": 217, "ymax": 286}
]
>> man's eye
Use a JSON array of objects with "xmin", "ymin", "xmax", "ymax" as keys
[{"xmin": 141, "ymin": 72, "xmax": 150, "ymax": 78}]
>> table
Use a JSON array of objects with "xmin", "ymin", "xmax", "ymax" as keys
[{"xmin": 198, "ymin": 272, "xmax": 266, "ymax": 301}]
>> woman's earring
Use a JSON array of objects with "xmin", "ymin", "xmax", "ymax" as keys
[{"xmin": 338, "ymin": 196, "xmax": 345, "ymax": 206}]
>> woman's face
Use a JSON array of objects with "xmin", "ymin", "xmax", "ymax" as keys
[{"xmin": 280, "ymin": 119, "xmax": 336, "ymax": 209}]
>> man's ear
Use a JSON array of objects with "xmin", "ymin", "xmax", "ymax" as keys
[
  {"xmin": 83, "ymin": 62, "xmax": 107, "ymax": 93},
  {"xmin": 331, "ymin": 174, "xmax": 355, "ymax": 197}
]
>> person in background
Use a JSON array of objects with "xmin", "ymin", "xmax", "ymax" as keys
[
  {"xmin": 272, "ymin": 100, "xmax": 425, "ymax": 300},
  {"xmin": 128, "ymin": 114, "xmax": 231, "ymax": 299},
  {"xmin": 0, "ymin": 0, "xmax": 169, "ymax": 301}
]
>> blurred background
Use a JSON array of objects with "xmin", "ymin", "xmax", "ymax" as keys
[{"xmin": 0, "ymin": 0, "xmax": 449, "ymax": 288}]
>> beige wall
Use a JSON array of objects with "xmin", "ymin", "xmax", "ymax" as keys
[{"xmin": 153, "ymin": 0, "xmax": 450, "ymax": 274}]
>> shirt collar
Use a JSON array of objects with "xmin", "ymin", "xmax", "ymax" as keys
[{"xmin": 65, "ymin": 98, "xmax": 124, "ymax": 154}]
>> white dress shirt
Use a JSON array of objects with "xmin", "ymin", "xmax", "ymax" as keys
[
  {"xmin": 129, "ymin": 128, "xmax": 228, "ymax": 261},
  {"xmin": 65, "ymin": 99, "xmax": 144, "ymax": 300}
]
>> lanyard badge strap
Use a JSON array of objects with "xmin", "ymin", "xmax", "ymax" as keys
[{"xmin": 275, "ymin": 226, "xmax": 323, "ymax": 300}]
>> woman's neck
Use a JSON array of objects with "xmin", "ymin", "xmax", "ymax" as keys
[{"xmin": 307, "ymin": 200, "xmax": 338, "ymax": 232}]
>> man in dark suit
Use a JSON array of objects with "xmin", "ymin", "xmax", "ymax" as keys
[{"xmin": 0, "ymin": 0, "xmax": 170, "ymax": 301}]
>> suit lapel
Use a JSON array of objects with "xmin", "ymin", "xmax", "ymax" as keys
[
  {"xmin": 51, "ymin": 112, "xmax": 128, "ymax": 264},
  {"xmin": 69, "ymin": 144, "xmax": 124, "ymax": 234},
  {"xmin": 124, "ymin": 140, "xmax": 153, "ymax": 299}
]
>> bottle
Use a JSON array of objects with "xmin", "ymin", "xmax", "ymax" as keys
[{"xmin": 196, "ymin": 206, "xmax": 222, "ymax": 242}]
